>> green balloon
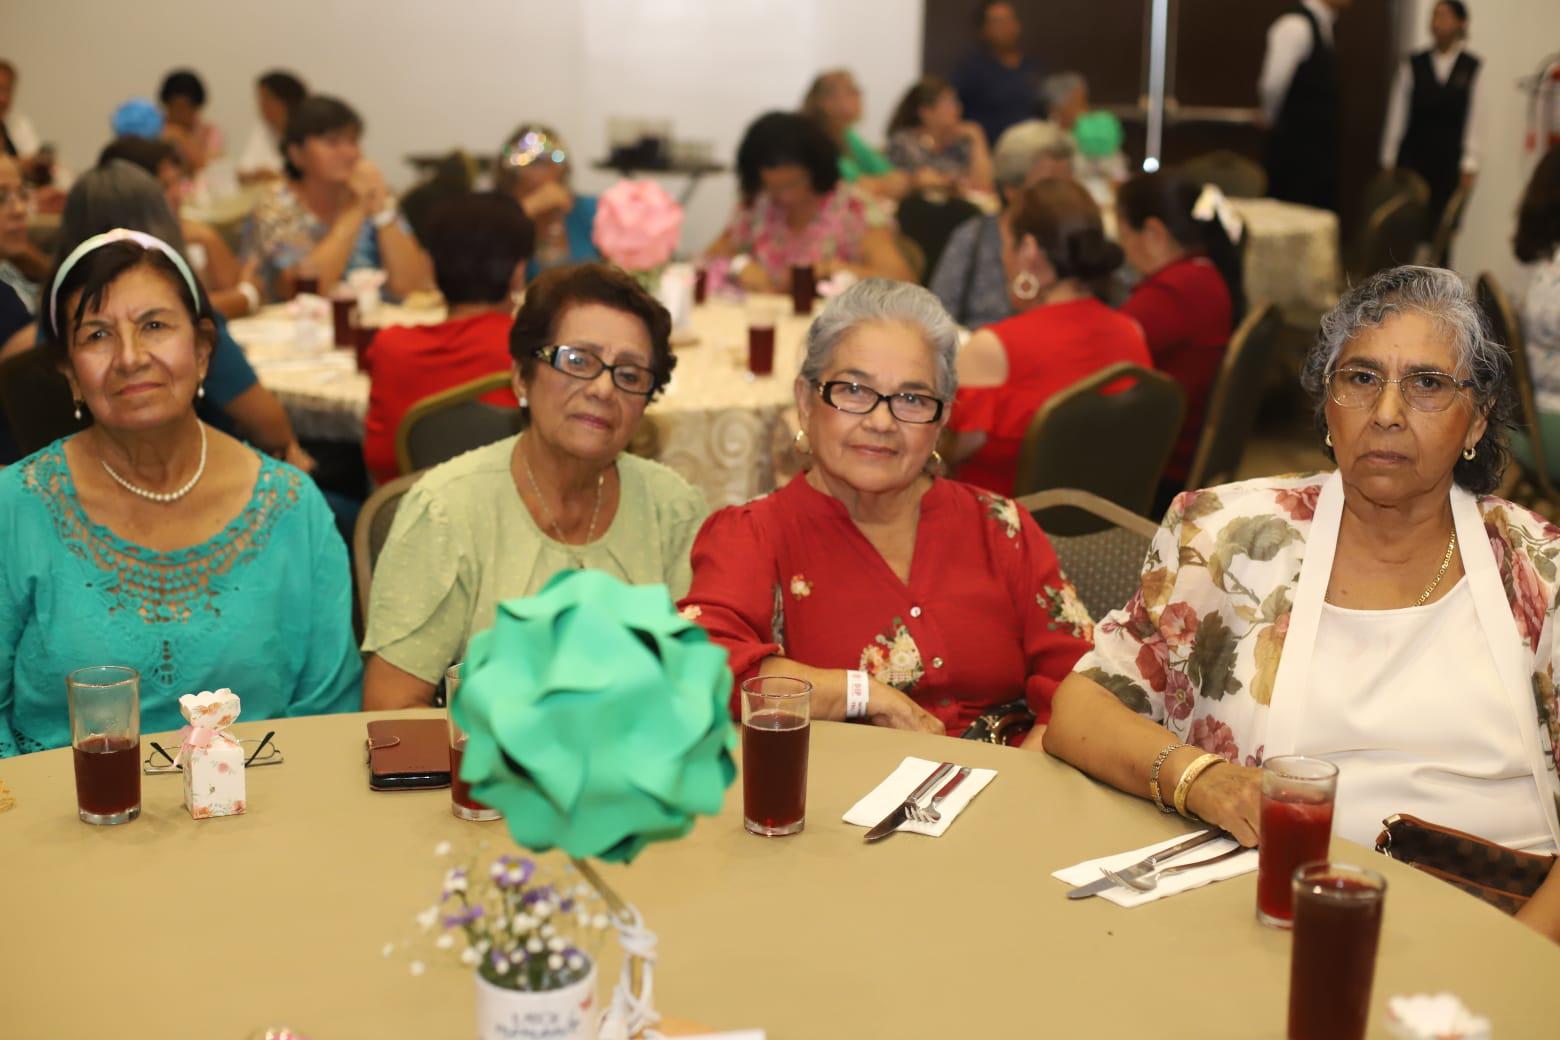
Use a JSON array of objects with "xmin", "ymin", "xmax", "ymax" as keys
[
  {"xmin": 1073, "ymin": 110, "xmax": 1124, "ymax": 159},
  {"xmin": 453, "ymin": 570, "xmax": 737, "ymax": 863}
]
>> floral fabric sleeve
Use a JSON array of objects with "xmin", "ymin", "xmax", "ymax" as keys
[
  {"xmin": 721, "ymin": 203, "xmax": 757, "ymax": 254},
  {"xmin": 677, "ymin": 505, "xmax": 782, "ymax": 713},
  {"xmin": 1016, "ymin": 508, "xmax": 1094, "ymax": 724}
]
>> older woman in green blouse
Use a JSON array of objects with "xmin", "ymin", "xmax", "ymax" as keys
[{"xmin": 361, "ymin": 263, "xmax": 708, "ymax": 709}]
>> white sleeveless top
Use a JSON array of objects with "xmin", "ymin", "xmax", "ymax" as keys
[{"xmin": 1298, "ymin": 577, "xmax": 1556, "ymax": 852}]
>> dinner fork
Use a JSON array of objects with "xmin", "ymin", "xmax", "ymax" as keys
[
  {"xmin": 908, "ymin": 766, "xmax": 972, "ymax": 823},
  {"xmin": 1099, "ymin": 845, "xmax": 1248, "ymax": 892}
]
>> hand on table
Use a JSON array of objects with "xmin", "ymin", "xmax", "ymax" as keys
[
  {"xmin": 1184, "ymin": 762, "xmax": 1262, "ymax": 846},
  {"xmin": 866, "ymin": 681, "xmax": 945, "ymax": 736}
]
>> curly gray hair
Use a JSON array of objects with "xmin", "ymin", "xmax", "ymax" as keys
[
  {"xmin": 799, "ymin": 278, "xmax": 960, "ymax": 400},
  {"xmin": 1298, "ymin": 265, "xmax": 1516, "ymax": 494}
]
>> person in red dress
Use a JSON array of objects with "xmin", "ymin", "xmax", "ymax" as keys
[
  {"xmin": 679, "ymin": 279, "xmax": 1094, "ymax": 739},
  {"xmin": 361, "ymin": 192, "xmax": 534, "ymax": 485},
  {"xmin": 948, "ymin": 179, "xmax": 1149, "ymax": 494},
  {"xmin": 1115, "ymin": 174, "xmax": 1245, "ymax": 507}
]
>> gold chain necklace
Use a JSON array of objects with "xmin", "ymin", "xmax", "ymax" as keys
[
  {"xmin": 518, "ymin": 435, "xmax": 604, "ymax": 566},
  {"xmin": 1413, "ymin": 529, "xmax": 1458, "ymax": 607}
]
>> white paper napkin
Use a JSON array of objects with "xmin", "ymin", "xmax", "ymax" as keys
[
  {"xmin": 842, "ymin": 756, "xmax": 996, "ymax": 837},
  {"xmin": 1052, "ymin": 832, "xmax": 1257, "ymax": 907}
]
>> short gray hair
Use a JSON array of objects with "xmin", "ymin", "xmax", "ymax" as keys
[
  {"xmin": 1299, "ymin": 265, "xmax": 1516, "ymax": 494},
  {"xmin": 800, "ymin": 279, "xmax": 960, "ymax": 399},
  {"xmin": 1041, "ymin": 72, "xmax": 1086, "ymax": 115},
  {"xmin": 993, "ymin": 119, "xmax": 1074, "ymax": 189}
]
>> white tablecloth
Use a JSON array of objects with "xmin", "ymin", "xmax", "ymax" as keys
[
  {"xmin": 229, "ymin": 297, "xmax": 810, "ymax": 508},
  {"xmin": 1227, "ymin": 197, "xmax": 1340, "ymax": 322}
]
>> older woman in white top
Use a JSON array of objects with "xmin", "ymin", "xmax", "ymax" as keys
[{"xmin": 1042, "ymin": 266, "xmax": 1560, "ymax": 942}]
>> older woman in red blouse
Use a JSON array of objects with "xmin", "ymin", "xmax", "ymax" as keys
[{"xmin": 679, "ymin": 279, "xmax": 1093, "ymax": 738}]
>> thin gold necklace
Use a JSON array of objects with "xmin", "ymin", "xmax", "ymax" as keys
[
  {"xmin": 518, "ymin": 435, "xmax": 604, "ymax": 566},
  {"xmin": 1414, "ymin": 530, "xmax": 1458, "ymax": 607}
]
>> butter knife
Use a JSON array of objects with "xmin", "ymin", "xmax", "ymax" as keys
[
  {"xmin": 1065, "ymin": 828, "xmax": 1224, "ymax": 900},
  {"xmin": 863, "ymin": 761, "xmax": 955, "ymax": 842}
]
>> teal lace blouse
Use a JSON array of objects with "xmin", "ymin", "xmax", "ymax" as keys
[{"xmin": 0, "ymin": 440, "xmax": 362, "ymax": 757}]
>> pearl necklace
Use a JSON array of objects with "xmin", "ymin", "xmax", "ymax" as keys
[
  {"xmin": 518, "ymin": 435, "xmax": 604, "ymax": 566},
  {"xmin": 1413, "ymin": 529, "xmax": 1458, "ymax": 607},
  {"xmin": 99, "ymin": 423, "xmax": 209, "ymax": 504}
]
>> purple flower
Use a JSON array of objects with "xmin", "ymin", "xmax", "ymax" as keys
[
  {"xmin": 493, "ymin": 856, "xmax": 536, "ymax": 890},
  {"xmin": 521, "ymin": 886, "xmax": 555, "ymax": 907},
  {"xmin": 443, "ymin": 906, "xmax": 484, "ymax": 929}
]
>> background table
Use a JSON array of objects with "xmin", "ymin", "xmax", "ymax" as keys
[
  {"xmin": 4, "ymin": 713, "xmax": 1556, "ymax": 1038},
  {"xmin": 228, "ymin": 297, "xmax": 813, "ymax": 507}
]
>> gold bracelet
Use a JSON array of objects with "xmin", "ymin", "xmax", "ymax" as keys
[
  {"xmin": 1148, "ymin": 742, "xmax": 1191, "ymax": 813},
  {"xmin": 1172, "ymin": 752, "xmax": 1224, "ymax": 819}
]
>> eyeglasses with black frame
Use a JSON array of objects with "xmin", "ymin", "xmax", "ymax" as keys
[
  {"xmin": 1327, "ymin": 365, "xmax": 1476, "ymax": 413},
  {"xmin": 534, "ymin": 344, "xmax": 659, "ymax": 395},
  {"xmin": 814, "ymin": 380, "xmax": 945, "ymax": 423}
]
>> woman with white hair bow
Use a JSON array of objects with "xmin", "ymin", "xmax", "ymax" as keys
[{"xmin": 1114, "ymin": 173, "xmax": 1248, "ymax": 509}]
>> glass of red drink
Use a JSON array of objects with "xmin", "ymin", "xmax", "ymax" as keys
[
  {"xmin": 446, "ymin": 664, "xmax": 502, "ymax": 822},
  {"xmin": 789, "ymin": 265, "xmax": 816, "ymax": 316},
  {"xmin": 66, "ymin": 665, "xmax": 141, "ymax": 825},
  {"xmin": 1258, "ymin": 756, "xmax": 1338, "ymax": 927},
  {"xmin": 741, "ymin": 675, "xmax": 811, "ymax": 836},
  {"xmin": 329, "ymin": 289, "xmax": 357, "ymax": 348},
  {"xmin": 693, "ymin": 265, "xmax": 709, "ymax": 305},
  {"xmin": 1288, "ymin": 863, "xmax": 1386, "ymax": 1040},
  {"xmin": 745, "ymin": 300, "xmax": 779, "ymax": 377}
]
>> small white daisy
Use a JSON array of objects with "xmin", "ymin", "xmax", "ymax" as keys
[
  {"xmin": 433, "ymin": 840, "xmax": 452, "ymax": 857},
  {"xmin": 409, "ymin": 960, "xmax": 426, "ymax": 977}
]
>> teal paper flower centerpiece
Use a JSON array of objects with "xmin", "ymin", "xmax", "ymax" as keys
[{"xmin": 452, "ymin": 570, "xmax": 736, "ymax": 864}]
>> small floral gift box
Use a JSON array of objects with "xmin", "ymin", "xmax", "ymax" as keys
[{"xmin": 174, "ymin": 689, "xmax": 246, "ymax": 819}]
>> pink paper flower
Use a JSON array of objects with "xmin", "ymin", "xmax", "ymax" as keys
[{"xmin": 592, "ymin": 179, "xmax": 684, "ymax": 272}]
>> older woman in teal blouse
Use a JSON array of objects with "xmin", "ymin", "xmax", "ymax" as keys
[{"xmin": 0, "ymin": 229, "xmax": 360, "ymax": 757}]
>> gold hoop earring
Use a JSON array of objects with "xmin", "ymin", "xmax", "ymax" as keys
[
  {"xmin": 928, "ymin": 449, "xmax": 944, "ymax": 474},
  {"xmin": 1011, "ymin": 271, "xmax": 1041, "ymax": 301},
  {"xmin": 1463, "ymin": 445, "xmax": 1477, "ymax": 461},
  {"xmin": 793, "ymin": 429, "xmax": 812, "ymax": 455},
  {"xmin": 1325, "ymin": 431, "xmax": 1333, "ymax": 448}
]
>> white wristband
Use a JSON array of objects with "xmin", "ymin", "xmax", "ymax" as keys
[
  {"xmin": 372, "ymin": 203, "xmax": 399, "ymax": 229},
  {"xmin": 845, "ymin": 670, "xmax": 870, "ymax": 720},
  {"xmin": 728, "ymin": 253, "xmax": 752, "ymax": 276},
  {"xmin": 236, "ymin": 281, "xmax": 261, "ymax": 314}
]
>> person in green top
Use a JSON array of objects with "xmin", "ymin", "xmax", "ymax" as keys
[
  {"xmin": 361, "ymin": 263, "xmax": 708, "ymax": 709},
  {"xmin": 802, "ymin": 69, "xmax": 909, "ymax": 200}
]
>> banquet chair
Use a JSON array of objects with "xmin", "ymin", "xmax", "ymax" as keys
[
  {"xmin": 961, "ymin": 488, "xmax": 1158, "ymax": 744},
  {"xmin": 0, "ymin": 347, "xmax": 89, "ymax": 456},
  {"xmin": 395, "ymin": 372, "xmax": 521, "ymax": 476},
  {"xmin": 1360, "ymin": 167, "xmax": 1431, "ymax": 222},
  {"xmin": 1428, "ymin": 182, "xmax": 1472, "ymax": 267},
  {"xmin": 1012, "ymin": 363, "xmax": 1184, "ymax": 535},
  {"xmin": 353, "ymin": 471, "xmax": 421, "ymax": 619},
  {"xmin": 1182, "ymin": 303, "xmax": 1283, "ymax": 491},
  {"xmin": 1477, "ymin": 272, "xmax": 1558, "ymax": 511},
  {"xmin": 1174, "ymin": 150, "xmax": 1267, "ymax": 198},
  {"xmin": 1346, "ymin": 193, "xmax": 1428, "ymax": 284},
  {"xmin": 896, "ymin": 192, "xmax": 982, "ymax": 284}
]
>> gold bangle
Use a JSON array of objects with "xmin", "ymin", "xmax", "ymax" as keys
[
  {"xmin": 1172, "ymin": 752, "xmax": 1224, "ymax": 819},
  {"xmin": 1148, "ymin": 742, "xmax": 1191, "ymax": 813}
]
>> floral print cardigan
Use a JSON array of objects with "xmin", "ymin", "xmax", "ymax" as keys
[{"xmin": 1076, "ymin": 471, "xmax": 1560, "ymax": 846}]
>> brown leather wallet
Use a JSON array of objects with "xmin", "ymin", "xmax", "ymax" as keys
[{"xmin": 366, "ymin": 719, "xmax": 451, "ymax": 791}]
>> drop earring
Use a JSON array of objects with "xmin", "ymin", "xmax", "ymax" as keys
[
  {"xmin": 73, "ymin": 399, "xmax": 82, "ymax": 421},
  {"xmin": 1325, "ymin": 431, "xmax": 1333, "ymax": 448},
  {"xmin": 197, "ymin": 382, "xmax": 206, "ymax": 400},
  {"xmin": 1011, "ymin": 271, "xmax": 1041, "ymax": 301}
]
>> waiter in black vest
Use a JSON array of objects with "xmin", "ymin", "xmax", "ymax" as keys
[
  {"xmin": 1380, "ymin": 1, "xmax": 1483, "ymax": 232},
  {"xmin": 1258, "ymin": 0, "xmax": 1352, "ymax": 213}
]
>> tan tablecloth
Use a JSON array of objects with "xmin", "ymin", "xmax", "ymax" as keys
[
  {"xmin": 229, "ymin": 298, "xmax": 811, "ymax": 508},
  {"xmin": 4, "ymin": 713, "xmax": 1556, "ymax": 1038},
  {"xmin": 1227, "ymin": 197, "xmax": 1341, "ymax": 323}
]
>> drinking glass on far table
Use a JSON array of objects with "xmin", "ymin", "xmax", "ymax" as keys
[
  {"xmin": 446, "ymin": 664, "xmax": 502, "ymax": 822},
  {"xmin": 66, "ymin": 665, "xmax": 141, "ymax": 825},
  {"xmin": 745, "ymin": 298, "xmax": 779, "ymax": 377},
  {"xmin": 789, "ymin": 264, "xmax": 816, "ymax": 316},
  {"xmin": 741, "ymin": 675, "xmax": 811, "ymax": 836},
  {"xmin": 1257, "ymin": 756, "xmax": 1338, "ymax": 927},
  {"xmin": 1288, "ymin": 862, "xmax": 1386, "ymax": 1040}
]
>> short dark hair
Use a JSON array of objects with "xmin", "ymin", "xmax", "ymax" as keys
[
  {"xmin": 425, "ymin": 193, "xmax": 536, "ymax": 306},
  {"xmin": 258, "ymin": 70, "xmax": 307, "ymax": 112},
  {"xmin": 976, "ymin": 0, "xmax": 1016, "ymax": 29},
  {"xmin": 1009, "ymin": 178, "xmax": 1123, "ymax": 285},
  {"xmin": 1515, "ymin": 145, "xmax": 1560, "ymax": 265},
  {"xmin": 281, "ymin": 95, "xmax": 363, "ymax": 180},
  {"xmin": 1437, "ymin": 1, "xmax": 1469, "ymax": 22},
  {"xmin": 159, "ymin": 69, "xmax": 207, "ymax": 108},
  {"xmin": 509, "ymin": 262, "xmax": 676, "ymax": 398},
  {"xmin": 1117, "ymin": 172, "xmax": 1247, "ymax": 321},
  {"xmin": 97, "ymin": 136, "xmax": 180, "ymax": 177},
  {"xmin": 735, "ymin": 111, "xmax": 840, "ymax": 202},
  {"xmin": 888, "ymin": 76, "xmax": 954, "ymax": 136},
  {"xmin": 42, "ymin": 239, "xmax": 214, "ymax": 364}
]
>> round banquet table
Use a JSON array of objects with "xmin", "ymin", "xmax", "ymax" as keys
[
  {"xmin": 3, "ymin": 712, "xmax": 1558, "ymax": 1038},
  {"xmin": 228, "ymin": 297, "xmax": 810, "ymax": 508}
]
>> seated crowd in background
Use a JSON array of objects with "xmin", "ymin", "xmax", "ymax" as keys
[
  {"xmin": 495, "ymin": 124, "xmax": 601, "ymax": 279},
  {"xmin": 886, "ymin": 76, "xmax": 993, "ymax": 196},
  {"xmin": 1516, "ymin": 146, "xmax": 1560, "ymax": 477},
  {"xmin": 801, "ymin": 69, "xmax": 908, "ymax": 201},
  {"xmin": 238, "ymin": 70, "xmax": 306, "ymax": 185}
]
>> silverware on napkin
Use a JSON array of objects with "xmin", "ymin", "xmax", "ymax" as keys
[
  {"xmin": 1065, "ymin": 828, "xmax": 1226, "ymax": 900},
  {"xmin": 863, "ymin": 761, "xmax": 955, "ymax": 842}
]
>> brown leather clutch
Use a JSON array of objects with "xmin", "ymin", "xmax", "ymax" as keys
[
  {"xmin": 365, "ymin": 719, "xmax": 451, "ymax": 791},
  {"xmin": 1375, "ymin": 812, "xmax": 1556, "ymax": 914}
]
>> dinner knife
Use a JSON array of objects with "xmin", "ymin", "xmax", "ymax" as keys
[
  {"xmin": 1065, "ymin": 828, "xmax": 1224, "ymax": 900},
  {"xmin": 863, "ymin": 761, "xmax": 955, "ymax": 842}
]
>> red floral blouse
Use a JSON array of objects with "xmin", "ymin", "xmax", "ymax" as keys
[{"xmin": 677, "ymin": 475, "xmax": 1094, "ymax": 734}]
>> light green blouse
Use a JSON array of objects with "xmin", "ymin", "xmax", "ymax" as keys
[{"xmin": 362, "ymin": 436, "xmax": 708, "ymax": 683}]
